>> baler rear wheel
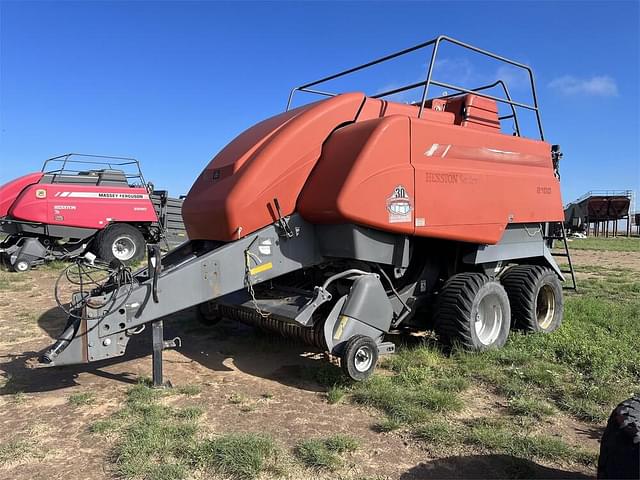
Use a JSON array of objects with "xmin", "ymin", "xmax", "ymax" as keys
[
  {"xmin": 341, "ymin": 335, "xmax": 378, "ymax": 381},
  {"xmin": 434, "ymin": 273, "xmax": 511, "ymax": 350},
  {"xmin": 500, "ymin": 265, "xmax": 563, "ymax": 333},
  {"xmin": 92, "ymin": 224, "xmax": 145, "ymax": 264}
]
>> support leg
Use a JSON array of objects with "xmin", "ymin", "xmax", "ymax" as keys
[
  {"xmin": 151, "ymin": 319, "xmax": 181, "ymax": 388},
  {"xmin": 152, "ymin": 320, "xmax": 166, "ymax": 388}
]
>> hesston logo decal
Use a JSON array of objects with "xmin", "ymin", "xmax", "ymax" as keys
[{"xmin": 425, "ymin": 172, "xmax": 479, "ymax": 185}]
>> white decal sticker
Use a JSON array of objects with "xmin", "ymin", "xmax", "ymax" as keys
[
  {"xmin": 415, "ymin": 217, "xmax": 425, "ymax": 227},
  {"xmin": 486, "ymin": 148, "xmax": 518, "ymax": 155},
  {"xmin": 64, "ymin": 192, "xmax": 149, "ymax": 199},
  {"xmin": 258, "ymin": 238, "xmax": 273, "ymax": 256},
  {"xmin": 53, "ymin": 205, "xmax": 76, "ymax": 210},
  {"xmin": 387, "ymin": 185, "xmax": 412, "ymax": 224},
  {"xmin": 424, "ymin": 143, "xmax": 439, "ymax": 157}
]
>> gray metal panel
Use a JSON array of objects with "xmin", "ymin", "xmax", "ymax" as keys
[
  {"xmin": 463, "ymin": 224, "xmax": 545, "ymax": 264},
  {"xmin": 340, "ymin": 274, "xmax": 393, "ymax": 332},
  {"xmin": 463, "ymin": 223, "xmax": 565, "ymax": 280},
  {"xmin": 316, "ymin": 224, "xmax": 410, "ymax": 267}
]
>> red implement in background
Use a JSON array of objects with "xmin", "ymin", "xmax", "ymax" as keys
[{"xmin": 0, "ymin": 154, "xmax": 186, "ymax": 271}]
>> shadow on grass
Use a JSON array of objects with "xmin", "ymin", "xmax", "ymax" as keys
[{"xmin": 400, "ymin": 454, "xmax": 593, "ymax": 479}]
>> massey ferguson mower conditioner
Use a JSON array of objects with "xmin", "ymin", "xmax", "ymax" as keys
[{"xmin": 38, "ymin": 36, "xmax": 575, "ymax": 382}]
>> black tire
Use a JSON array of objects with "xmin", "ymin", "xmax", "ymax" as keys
[
  {"xmin": 598, "ymin": 396, "xmax": 640, "ymax": 479},
  {"xmin": 434, "ymin": 272, "xmax": 511, "ymax": 350},
  {"xmin": 197, "ymin": 300, "xmax": 222, "ymax": 326},
  {"xmin": 92, "ymin": 224, "xmax": 146, "ymax": 264},
  {"xmin": 341, "ymin": 335, "xmax": 379, "ymax": 381},
  {"xmin": 501, "ymin": 265, "xmax": 563, "ymax": 333}
]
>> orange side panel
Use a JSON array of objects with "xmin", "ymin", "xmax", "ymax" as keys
[
  {"xmin": 410, "ymin": 118, "xmax": 564, "ymax": 244},
  {"xmin": 298, "ymin": 116, "xmax": 414, "ymax": 235},
  {"xmin": 182, "ymin": 93, "xmax": 366, "ymax": 241}
]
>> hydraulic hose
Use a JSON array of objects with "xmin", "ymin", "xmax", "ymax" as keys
[{"xmin": 39, "ymin": 316, "xmax": 81, "ymax": 364}]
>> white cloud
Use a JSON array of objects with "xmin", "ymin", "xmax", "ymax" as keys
[
  {"xmin": 495, "ymin": 65, "xmax": 530, "ymax": 90},
  {"xmin": 548, "ymin": 75, "xmax": 619, "ymax": 97},
  {"xmin": 433, "ymin": 57, "xmax": 476, "ymax": 85}
]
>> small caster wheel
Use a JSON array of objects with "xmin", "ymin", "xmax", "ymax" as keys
[
  {"xmin": 340, "ymin": 335, "xmax": 378, "ymax": 381},
  {"xmin": 13, "ymin": 259, "xmax": 30, "ymax": 273},
  {"xmin": 197, "ymin": 300, "xmax": 222, "ymax": 325}
]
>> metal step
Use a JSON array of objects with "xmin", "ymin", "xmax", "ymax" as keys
[{"xmin": 552, "ymin": 222, "xmax": 577, "ymax": 292}]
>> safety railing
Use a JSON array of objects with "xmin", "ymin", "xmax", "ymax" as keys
[
  {"xmin": 41, "ymin": 153, "xmax": 148, "ymax": 186},
  {"xmin": 286, "ymin": 35, "xmax": 544, "ymax": 140}
]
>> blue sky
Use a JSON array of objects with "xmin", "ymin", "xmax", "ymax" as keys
[{"xmin": 1, "ymin": 1, "xmax": 638, "ymax": 206}]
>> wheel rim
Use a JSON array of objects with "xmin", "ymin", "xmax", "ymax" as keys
[
  {"xmin": 474, "ymin": 292, "xmax": 504, "ymax": 345},
  {"xmin": 15, "ymin": 261, "xmax": 29, "ymax": 272},
  {"xmin": 111, "ymin": 236, "xmax": 136, "ymax": 261},
  {"xmin": 536, "ymin": 284, "xmax": 556, "ymax": 329},
  {"xmin": 354, "ymin": 345, "xmax": 374, "ymax": 372}
]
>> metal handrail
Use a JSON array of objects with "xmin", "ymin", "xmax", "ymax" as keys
[
  {"xmin": 286, "ymin": 35, "xmax": 544, "ymax": 139},
  {"xmin": 373, "ymin": 79, "xmax": 522, "ymax": 137},
  {"xmin": 41, "ymin": 153, "xmax": 148, "ymax": 187}
]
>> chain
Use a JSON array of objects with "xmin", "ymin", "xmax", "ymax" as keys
[{"xmin": 244, "ymin": 250, "xmax": 271, "ymax": 318}]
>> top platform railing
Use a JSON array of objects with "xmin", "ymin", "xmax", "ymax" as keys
[
  {"xmin": 567, "ymin": 190, "xmax": 634, "ymax": 206},
  {"xmin": 41, "ymin": 153, "xmax": 148, "ymax": 186},
  {"xmin": 286, "ymin": 35, "xmax": 544, "ymax": 140}
]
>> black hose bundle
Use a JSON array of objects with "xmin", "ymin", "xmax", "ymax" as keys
[{"xmin": 54, "ymin": 256, "xmax": 135, "ymax": 321}]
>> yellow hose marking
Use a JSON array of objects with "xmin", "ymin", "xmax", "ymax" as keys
[{"xmin": 249, "ymin": 262, "xmax": 273, "ymax": 276}]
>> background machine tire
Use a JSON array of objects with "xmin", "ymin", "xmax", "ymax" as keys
[
  {"xmin": 598, "ymin": 395, "xmax": 640, "ymax": 479},
  {"xmin": 434, "ymin": 272, "xmax": 511, "ymax": 350},
  {"xmin": 341, "ymin": 335, "xmax": 379, "ymax": 381},
  {"xmin": 501, "ymin": 265, "xmax": 563, "ymax": 333},
  {"xmin": 92, "ymin": 223, "xmax": 146, "ymax": 264},
  {"xmin": 13, "ymin": 259, "xmax": 31, "ymax": 273},
  {"xmin": 197, "ymin": 300, "xmax": 223, "ymax": 326}
]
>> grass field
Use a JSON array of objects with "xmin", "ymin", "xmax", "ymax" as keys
[{"xmin": 565, "ymin": 236, "xmax": 640, "ymax": 252}]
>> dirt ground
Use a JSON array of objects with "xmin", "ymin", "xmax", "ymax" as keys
[{"xmin": 0, "ymin": 249, "xmax": 637, "ymax": 480}]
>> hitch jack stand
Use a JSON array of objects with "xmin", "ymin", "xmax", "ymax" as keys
[{"xmin": 151, "ymin": 319, "xmax": 181, "ymax": 388}]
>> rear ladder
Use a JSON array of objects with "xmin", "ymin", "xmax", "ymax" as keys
[{"xmin": 545, "ymin": 222, "xmax": 577, "ymax": 291}]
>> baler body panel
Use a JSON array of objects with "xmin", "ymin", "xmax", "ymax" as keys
[
  {"xmin": 9, "ymin": 183, "xmax": 157, "ymax": 229},
  {"xmin": 296, "ymin": 96, "xmax": 562, "ymax": 244},
  {"xmin": 182, "ymin": 93, "xmax": 367, "ymax": 241},
  {"xmin": 0, "ymin": 172, "xmax": 43, "ymax": 217},
  {"xmin": 410, "ymin": 118, "xmax": 564, "ymax": 244},
  {"xmin": 298, "ymin": 115, "xmax": 415, "ymax": 235}
]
